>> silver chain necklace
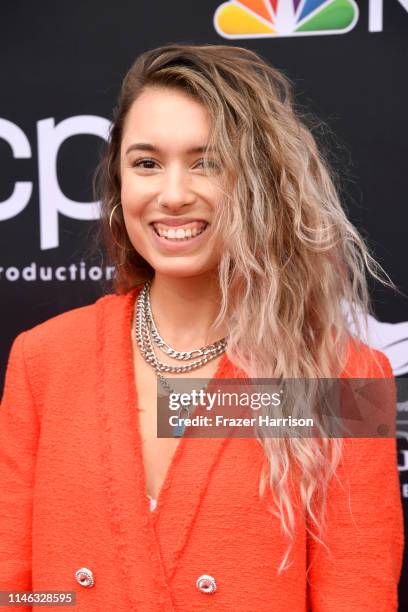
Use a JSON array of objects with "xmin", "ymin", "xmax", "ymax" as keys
[
  {"xmin": 145, "ymin": 285, "xmax": 227, "ymax": 361},
  {"xmin": 135, "ymin": 280, "xmax": 227, "ymax": 375},
  {"xmin": 134, "ymin": 280, "xmax": 228, "ymax": 435}
]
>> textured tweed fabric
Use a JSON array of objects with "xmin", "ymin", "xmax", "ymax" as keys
[{"xmin": 0, "ymin": 286, "xmax": 404, "ymax": 611}]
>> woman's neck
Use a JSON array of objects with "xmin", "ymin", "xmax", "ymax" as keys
[{"xmin": 148, "ymin": 272, "xmax": 227, "ymax": 350}]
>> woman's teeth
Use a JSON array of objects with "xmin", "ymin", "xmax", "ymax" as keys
[{"xmin": 153, "ymin": 223, "xmax": 208, "ymax": 241}]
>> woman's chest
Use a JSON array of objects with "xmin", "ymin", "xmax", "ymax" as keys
[
  {"xmin": 132, "ymin": 340, "xmax": 225, "ymax": 501},
  {"xmin": 27, "ymin": 294, "xmax": 309, "ymax": 609}
]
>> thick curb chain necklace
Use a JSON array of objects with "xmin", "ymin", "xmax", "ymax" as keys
[
  {"xmin": 135, "ymin": 280, "xmax": 227, "ymax": 375},
  {"xmin": 134, "ymin": 280, "xmax": 228, "ymax": 436}
]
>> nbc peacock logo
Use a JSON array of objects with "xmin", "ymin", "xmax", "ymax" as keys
[{"xmin": 214, "ymin": 0, "xmax": 359, "ymax": 39}]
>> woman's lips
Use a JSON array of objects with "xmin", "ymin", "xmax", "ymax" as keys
[
  {"xmin": 150, "ymin": 218, "xmax": 208, "ymax": 227},
  {"xmin": 149, "ymin": 222, "xmax": 210, "ymax": 250},
  {"xmin": 152, "ymin": 221, "xmax": 207, "ymax": 238}
]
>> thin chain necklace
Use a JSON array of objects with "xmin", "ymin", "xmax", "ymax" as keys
[{"xmin": 134, "ymin": 280, "xmax": 228, "ymax": 436}]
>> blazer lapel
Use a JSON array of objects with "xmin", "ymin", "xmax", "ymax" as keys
[
  {"xmin": 151, "ymin": 433, "xmax": 231, "ymax": 582},
  {"xmin": 97, "ymin": 287, "xmax": 176, "ymax": 611},
  {"xmin": 150, "ymin": 358, "xmax": 249, "ymax": 582}
]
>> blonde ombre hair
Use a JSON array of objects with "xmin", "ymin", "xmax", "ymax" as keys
[{"xmin": 94, "ymin": 43, "xmax": 394, "ymax": 573}]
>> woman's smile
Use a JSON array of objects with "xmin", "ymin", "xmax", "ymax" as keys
[{"xmin": 148, "ymin": 220, "xmax": 210, "ymax": 251}]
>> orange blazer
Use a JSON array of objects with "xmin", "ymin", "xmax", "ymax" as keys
[{"xmin": 0, "ymin": 286, "xmax": 404, "ymax": 611}]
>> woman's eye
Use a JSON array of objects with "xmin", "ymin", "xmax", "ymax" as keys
[
  {"xmin": 132, "ymin": 158, "xmax": 158, "ymax": 169},
  {"xmin": 196, "ymin": 159, "xmax": 221, "ymax": 172}
]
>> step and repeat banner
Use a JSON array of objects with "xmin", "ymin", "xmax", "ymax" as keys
[{"xmin": 1, "ymin": 0, "xmax": 407, "ymax": 606}]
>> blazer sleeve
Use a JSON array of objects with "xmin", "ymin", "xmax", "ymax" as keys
[
  {"xmin": 307, "ymin": 350, "xmax": 404, "ymax": 611},
  {"xmin": 0, "ymin": 332, "xmax": 39, "ymax": 610}
]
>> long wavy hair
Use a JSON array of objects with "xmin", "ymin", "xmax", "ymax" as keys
[{"xmin": 94, "ymin": 43, "xmax": 394, "ymax": 573}]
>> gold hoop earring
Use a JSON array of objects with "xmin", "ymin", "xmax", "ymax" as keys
[
  {"xmin": 109, "ymin": 202, "xmax": 121, "ymax": 230},
  {"xmin": 108, "ymin": 203, "xmax": 131, "ymax": 251}
]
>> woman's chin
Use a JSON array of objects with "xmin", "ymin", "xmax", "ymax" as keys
[{"xmin": 147, "ymin": 259, "xmax": 218, "ymax": 279}]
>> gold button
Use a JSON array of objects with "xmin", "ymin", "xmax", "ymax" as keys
[{"xmin": 75, "ymin": 567, "xmax": 94, "ymax": 588}]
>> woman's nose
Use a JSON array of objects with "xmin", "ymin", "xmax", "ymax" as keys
[{"xmin": 158, "ymin": 168, "xmax": 195, "ymax": 210}]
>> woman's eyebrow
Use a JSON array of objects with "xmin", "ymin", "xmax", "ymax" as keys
[{"xmin": 125, "ymin": 143, "xmax": 214, "ymax": 155}]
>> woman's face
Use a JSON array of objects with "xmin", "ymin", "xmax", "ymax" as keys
[{"xmin": 120, "ymin": 86, "xmax": 225, "ymax": 279}]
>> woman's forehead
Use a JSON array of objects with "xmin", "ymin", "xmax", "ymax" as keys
[{"xmin": 121, "ymin": 87, "xmax": 212, "ymax": 153}]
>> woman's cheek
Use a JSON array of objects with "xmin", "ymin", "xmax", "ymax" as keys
[{"xmin": 121, "ymin": 178, "xmax": 140, "ymax": 209}]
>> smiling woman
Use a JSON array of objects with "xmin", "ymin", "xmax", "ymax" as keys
[{"xmin": 0, "ymin": 43, "xmax": 404, "ymax": 611}]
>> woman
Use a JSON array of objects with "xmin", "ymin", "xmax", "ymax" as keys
[{"xmin": 0, "ymin": 44, "xmax": 404, "ymax": 611}]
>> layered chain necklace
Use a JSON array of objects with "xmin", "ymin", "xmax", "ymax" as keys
[{"xmin": 134, "ymin": 280, "xmax": 228, "ymax": 436}]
